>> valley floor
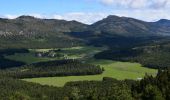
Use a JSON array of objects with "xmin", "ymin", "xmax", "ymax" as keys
[
  {"xmin": 2, "ymin": 46, "xmax": 157, "ymax": 87},
  {"xmin": 23, "ymin": 60, "xmax": 157, "ymax": 87}
]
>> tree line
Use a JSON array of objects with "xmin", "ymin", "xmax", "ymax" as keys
[
  {"xmin": 95, "ymin": 45, "xmax": 170, "ymax": 69},
  {"xmin": 0, "ymin": 48, "xmax": 28, "ymax": 69},
  {"xmin": 0, "ymin": 68, "xmax": 169, "ymax": 100},
  {"xmin": 0, "ymin": 59, "xmax": 103, "ymax": 78}
]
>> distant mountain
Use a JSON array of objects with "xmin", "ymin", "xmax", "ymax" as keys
[
  {"xmin": 0, "ymin": 15, "xmax": 87, "ymax": 37},
  {"xmin": 156, "ymin": 19, "xmax": 170, "ymax": 26},
  {"xmin": 68, "ymin": 15, "xmax": 170, "ymax": 48},
  {"xmin": 88, "ymin": 15, "xmax": 170, "ymax": 37},
  {"xmin": 0, "ymin": 15, "xmax": 170, "ymax": 48},
  {"xmin": 153, "ymin": 19, "xmax": 170, "ymax": 36},
  {"xmin": 0, "ymin": 16, "xmax": 87, "ymax": 48},
  {"xmin": 88, "ymin": 15, "xmax": 152, "ymax": 37}
]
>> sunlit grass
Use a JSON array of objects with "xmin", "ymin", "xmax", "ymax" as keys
[{"xmin": 23, "ymin": 60, "xmax": 157, "ymax": 87}]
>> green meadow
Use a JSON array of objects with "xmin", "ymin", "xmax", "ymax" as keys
[
  {"xmin": 23, "ymin": 60, "xmax": 157, "ymax": 87},
  {"xmin": 5, "ymin": 46, "xmax": 105, "ymax": 64},
  {"xmin": 5, "ymin": 52, "xmax": 57, "ymax": 64},
  {"xmin": 4, "ymin": 46, "xmax": 157, "ymax": 87}
]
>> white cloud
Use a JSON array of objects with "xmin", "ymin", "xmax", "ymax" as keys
[
  {"xmin": 52, "ymin": 12, "xmax": 108, "ymax": 24},
  {"xmin": 100, "ymin": 0, "xmax": 115, "ymax": 5},
  {"xmin": 3, "ymin": 15, "xmax": 18, "ymax": 19},
  {"xmin": 99, "ymin": 0, "xmax": 170, "ymax": 9},
  {"xmin": 0, "ymin": 13, "xmax": 107, "ymax": 24},
  {"xmin": 129, "ymin": 0, "xmax": 148, "ymax": 8},
  {"xmin": 150, "ymin": 0, "xmax": 168, "ymax": 9},
  {"xmin": 111, "ymin": 9, "xmax": 170, "ymax": 22},
  {"xmin": 1, "ymin": 14, "xmax": 44, "ymax": 19},
  {"xmin": 52, "ymin": 10, "xmax": 170, "ymax": 24},
  {"xmin": 1, "ymin": 1, "xmax": 170, "ymax": 24},
  {"xmin": 53, "ymin": 15, "xmax": 63, "ymax": 20},
  {"xmin": 30, "ymin": 14, "xmax": 44, "ymax": 19},
  {"xmin": 1, "ymin": 9, "xmax": 170, "ymax": 24}
]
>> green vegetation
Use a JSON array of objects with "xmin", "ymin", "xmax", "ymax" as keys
[
  {"xmin": 0, "ymin": 49, "xmax": 28, "ymax": 68},
  {"xmin": 0, "ymin": 15, "xmax": 87, "ymax": 49},
  {"xmin": 1, "ymin": 60, "xmax": 103, "ymax": 78},
  {"xmin": 0, "ymin": 77, "xmax": 133, "ymax": 100},
  {"xmin": 5, "ymin": 52, "xmax": 58, "ymax": 64},
  {"xmin": 5, "ymin": 46, "xmax": 105, "ymax": 64},
  {"xmin": 132, "ymin": 69, "xmax": 170, "ymax": 100},
  {"xmin": 1, "ymin": 15, "xmax": 170, "ymax": 99},
  {"xmin": 0, "ymin": 69, "xmax": 169, "ymax": 100},
  {"xmin": 95, "ymin": 44, "xmax": 170, "ymax": 69},
  {"xmin": 1, "ymin": 46, "xmax": 157, "ymax": 87},
  {"xmin": 23, "ymin": 60, "xmax": 157, "ymax": 87}
]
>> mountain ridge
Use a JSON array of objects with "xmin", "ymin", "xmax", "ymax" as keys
[
  {"xmin": 0, "ymin": 15, "xmax": 170, "ymax": 48},
  {"xmin": 88, "ymin": 15, "xmax": 170, "ymax": 37}
]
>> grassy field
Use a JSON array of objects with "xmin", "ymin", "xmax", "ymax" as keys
[
  {"xmin": 5, "ymin": 52, "xmax": 59, "ymax": 64},
  {"xmin": 23, "ymin": 60, "xmax": 157, "ymax": 87},
  {"xmin": 5, "ymin": 46, "xmax": 157, "ymax": 87},
  {"xmin": 5, "ymin": 46, "xmax": 105, "ymax": 64}
]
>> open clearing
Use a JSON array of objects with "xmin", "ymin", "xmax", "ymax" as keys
[
  {"xmin": 5, "ymin": 46, "xmax": 105, "ymax": 64},
  {"xmin": 23, "ymin": 60, "xmax": 157, "ymax": 87},
  {"xmin": 5, "ymin": 46, "xmax": 157, "ymax": 87},
  {"xmin": 5, "ymin": 52, "xmax": 58, "ymax": 64}
]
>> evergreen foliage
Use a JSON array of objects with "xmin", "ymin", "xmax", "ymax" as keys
[{"xmin": 0, "ymin": 60, "xmax": 103, "ymax": 78}]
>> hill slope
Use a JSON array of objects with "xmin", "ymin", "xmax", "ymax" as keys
[
  {"xmin": 88, "ymin": 15, "xmax": 170, "ymax": 37},
  {"xmin": 1, "ymin": 15, "xmax": 170, "ymax": 48},
  {"xmin": 0, "ymin": 16, "xmax": 87, "ymax": 48}
]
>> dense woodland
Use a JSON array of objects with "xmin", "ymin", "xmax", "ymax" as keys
[
  {"xmin": 0, "ymin": 36, "xmax": 81, "ymax": 49},
  {"xmin": 0, "ymin": 49, "xmax": 28, "ymax": 68},
  {"xmin": 132, "ymin": 69, "xmax": 170, "ymax": 100},
  {"xmin": 0, "ymin": 69, "xmax": 169, "ymax": 100},
  {"xmin": 0, "ymin": 60, "xmax": 103, "ymax": 78},
  {"xmin": 95, "ymin": 41, "xmax": 170, "ymax": 69},
  {"xmin": 0, "ymin": 57, "xmax": 25, "ymax": 69}
]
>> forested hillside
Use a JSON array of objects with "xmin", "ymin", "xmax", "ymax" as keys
[
  {"xmin": 0, "ymin": 68, "xmax": 169, "ymax": 100},
  {"xmin": 0, "ymin": 16, "xmax": 87, "ymax": 48},
  {"xmin": 1, "ymin": 15, "xmax": 170, "ymax": 49},
  {"xmin": 95, "ymin": 40, "xmax": 170, "ymax": 69}
]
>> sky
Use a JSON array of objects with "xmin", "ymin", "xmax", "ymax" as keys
[{"xmin": 0, "ymin": 0, "xmax": 170, "ymax": 24}]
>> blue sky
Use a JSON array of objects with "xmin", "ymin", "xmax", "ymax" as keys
[
  {"xmin": 0, "ymin": 0, "xmax": 170, "ymax": 24},
  {"xmin": 0, "ymin": 0, "xmax": 105, "ymax": 14}
]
